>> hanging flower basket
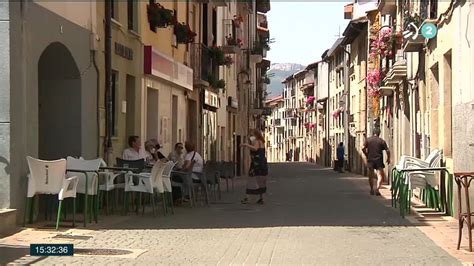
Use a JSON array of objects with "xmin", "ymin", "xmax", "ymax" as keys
[
  {"xmin": 174, "ymin": 22, "xmax": 196, "ymax": 44},
  {"xmin": 147, "ymin": 3, "xmax": 174, "ymax": 29}
]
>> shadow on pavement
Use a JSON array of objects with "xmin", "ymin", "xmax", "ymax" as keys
[{"xmin": 25, "ymin": 162, "xmax": 416, "ymax": 231}]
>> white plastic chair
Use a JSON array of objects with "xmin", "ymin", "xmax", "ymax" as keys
[
  {"xmin": 161, "ymin": 161, "xmax": 177, "ymax": 214},
  {"xmin": 66, "ymin": 157, "xmax": 102, "ymax": 224},
  {"xmin": 123, "ymin": 164, "xmax": 159, "ymax": 216},
  {"xmin": 24, "ymin": 156, "xmax": 79, "ymax": 230},
  {"xmin": 392, "ymin": 149, "xmax": 441, "ymax": 207},
  {"xmin": 401, "ymin": 151, "xmax": 443, "ymax": 213},
  {"xmin": 97, "ymin": 159, "xmax": 126, "ymax": 215},
  {"xmin": 162, "ymin": 161, "xmax": 177, "ymax": 193}
]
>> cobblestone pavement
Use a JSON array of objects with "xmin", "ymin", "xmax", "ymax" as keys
[{"xmin": 4, "ymin": 163, "xmax": 462, "ymax": 265}]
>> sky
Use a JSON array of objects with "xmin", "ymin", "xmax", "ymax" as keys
[{"xmin": 267, "ymin": 1, "xmax": 350, "ymax": 66}]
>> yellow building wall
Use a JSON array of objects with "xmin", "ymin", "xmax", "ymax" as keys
[
  {"xmin": 139, "ymin": 1, "xmax": 195, "ymax": 156},
  {"xmin": 96, "ymin": 2, "xmax": 144, "ymax": 163}
]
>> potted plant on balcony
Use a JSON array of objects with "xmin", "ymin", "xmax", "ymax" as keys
[
  {"xmin": 207, "ymin": 74, "xmax": 226, "ymax": 90},
  {"xmin": 226, "ymin": 35, "xmax": 243, "ymax": 48},
  {"xmin": 174, "ymin": 22, "xmax": 196, "ymax": 44},
  {"xmin": 147, "ymin": 3, "xmax": 174, "ymax": 29},
  {"xmin": 253, "ymin": 40, "xmax": 270, "ymax": 55},
  {"xmin": 210, "ymin": 46, "xmax": 226, "ymax": 65}
]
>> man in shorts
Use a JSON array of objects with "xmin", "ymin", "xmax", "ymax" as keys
[{"xmin": 362, "ymin": 128, "xmax": 391, "ymax": 196}]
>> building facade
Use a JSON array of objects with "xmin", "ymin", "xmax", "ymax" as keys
[
  {"xmin": 1, "ymin": 1, "xmax": 99, "ymax": 233},
  {"xmin": 265, "ymin": 96, "xmax": 285, "ymax": 162}
]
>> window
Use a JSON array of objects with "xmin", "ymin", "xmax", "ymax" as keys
[
  {"xmin": 111, "ymin": 0, "xmax": 118, "ymax": 20},
  {"xmin": 127, "ymin": 0, "xmax": 138, "ymax": 31},
  {"xmin": 111, "ymin": 71, "xmax": 118, "ymax": 136}
]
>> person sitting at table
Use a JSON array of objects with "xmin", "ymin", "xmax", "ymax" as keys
[
  {"xmin": 123, "ymin": 136, "xmax": 148, "ymax": 161},
  {"xmin": 144, "ymin": 139, "xmax": 167, "ymax": 165},
  {"xmin": 182, "ymin": 141, "xmax": 204, "ymax": 182},
  {"xmin": 171, "ymin": 141, "xmax": 203, "ymax": 203},
  {"xmin": 168, "ymin": 142, "xmax": 185, "ymax": 169}
]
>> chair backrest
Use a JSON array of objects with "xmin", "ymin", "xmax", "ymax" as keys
[
  {"xmin": 429, "ymin": 150, "xmax": 442, "ymax": 167},
  {"xmin": 162, "ymin": 161, "xmax": 177, "ymax": 178},
  {"xmin": 150, "ymin": 161, "xmax": 166, "ymax": 189},
  {"xmin": 116, "ymin": 158, "xmax": 145, "ymax": 172},
  {"xmin": 424, "ymin": 149, "xmax": 440, "ymax": 164},
  {"xmin": 27, "ymin": 156, "xmax": 67, "ymax": 197},
  {"xmin": 67, "ymin": 157, "xmax": 102, "ymax": 172},
  {"xmin": 204, "ymin": 162, "xmax": 218, "ymax": 183}
]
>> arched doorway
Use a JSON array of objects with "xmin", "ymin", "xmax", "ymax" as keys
[{"xmin": 38, "ymin": 42, "xmax": 81, "ymax": 160}]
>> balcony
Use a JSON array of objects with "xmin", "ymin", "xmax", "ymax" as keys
[
  {"xmin": 256, "ymin": 0, "xmax": 270, "ymax": 13},
  {"xmin": 191, "ymin": 43, "xmax": 218, "ymax": 88},
  {"xmin": 383, "ymin": 60, "xmax": 407, "ymax": 85},
  {"xmin": 274, "ymin": 118, "xmax": 284, "ymax": 128},
  {"xmin": 222, "ymin": 20, "xmax": 242, "ymax": 54},
  {"xmin": 197, "ymin": 0, "xmax": 227, "ymax": 7},
  {"xmin": 211, "ymin": 0, "xmax": 227, "ymax": 7},
  {"xmin": 403, "ymin": 35, "xmax": 425, "ymax": 52},
  {"xmin": 252, "ymin": 38, "xmax": 270, "ymax": 57},
  {"xmin": 379, "ymin": 86, "xmax": 395, "ymax": 96}
]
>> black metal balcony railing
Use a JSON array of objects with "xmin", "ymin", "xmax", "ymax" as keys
[{"xmin": 191, "ymin": 43, "xmax": 218, "ymax": 84}]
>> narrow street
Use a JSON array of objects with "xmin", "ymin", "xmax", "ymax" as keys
[{"xmin": 4, "ymin": 163, "xmax": 459, "ymax": 265}]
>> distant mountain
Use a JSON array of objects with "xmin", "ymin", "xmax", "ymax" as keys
[{"xmin": 266, "ymin": 63, "xmax": 306, "ymax": 98}]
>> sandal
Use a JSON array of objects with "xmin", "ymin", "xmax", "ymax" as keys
[{"xmin": 241, "ymin": 198, "xmax": 250, "ymax": 204}]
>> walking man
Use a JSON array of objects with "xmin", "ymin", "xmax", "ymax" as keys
[{"xmin": 362, "ymin": 128, "xmax": 390, "ymax": 196}]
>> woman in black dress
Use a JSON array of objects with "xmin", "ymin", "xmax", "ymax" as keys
[{"xmin": 240, "ymin": 129, "xmax": 268, "ymax": 204}]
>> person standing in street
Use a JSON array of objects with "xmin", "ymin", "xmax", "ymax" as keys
[
  {"xmin": 362, "ymin": 128, "xmax": 391, "ymax": 196},
  {"xmin": 336, "ymin": 142, "xmax": 344, "ymax": 173},
  {"xmin": 241, "ymin": 129, "xmax": 268, "ymax": 204}
]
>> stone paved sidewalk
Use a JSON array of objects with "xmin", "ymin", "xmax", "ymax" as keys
[{"xmin": 0, "ymin": 163, "xmax": 468, "ymax": 265}]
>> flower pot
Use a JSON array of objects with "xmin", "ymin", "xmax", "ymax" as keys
[{"xmin": 147, "ymin": 3, "xmax": 174, "ymax": 29}]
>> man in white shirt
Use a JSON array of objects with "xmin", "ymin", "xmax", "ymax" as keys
[
  {"xmin": 182, "ymin": 142, "xmax": 203, "ymax": 180},
  {"xmin": 122, "ymin": 136, "xmax": 149, "ymax": 161}
]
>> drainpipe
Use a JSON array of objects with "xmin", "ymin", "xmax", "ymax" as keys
[
  {"xmin": 104, "ymin": 0, "xmax": 113, "ymax": 164},
  {"xmin": 339, "ymin": 45, "xmax": 351, "ymax": 172},
  {"xmin": 92, "ymin": 50, "xmax": 100, "ymax": 158}
]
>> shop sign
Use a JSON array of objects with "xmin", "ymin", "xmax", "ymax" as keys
[
  {"xmin": 115, "ymin": 42, "xmax": 133, "ymax": 60},
  {"xmin": 144, "ymin": 46, "xmax": 193, "ymax": 91}
]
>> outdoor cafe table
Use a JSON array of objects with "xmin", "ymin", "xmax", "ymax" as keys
[
  {"xmin": 66, "ymin": 166, "xmax": 138, "ymax": 227},
  {"xmin": 396, "ymin": 167, "xmax": 453, "ymax": 217}
]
